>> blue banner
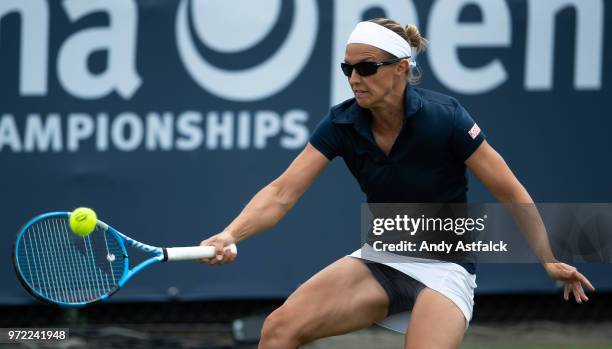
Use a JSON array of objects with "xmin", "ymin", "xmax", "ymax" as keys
[{"xmin": 1, "ymin": 0, "xmax": 610, "ymax": 304}]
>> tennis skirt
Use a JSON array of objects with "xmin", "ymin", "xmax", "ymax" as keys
[{"xmin": 349, "ymin": 244, "xmax": 477, "ymax": 333}]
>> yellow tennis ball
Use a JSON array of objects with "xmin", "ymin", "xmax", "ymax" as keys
[{"xmin": 69, "ymin": 207, "xmax": 98, "ymax": 237}]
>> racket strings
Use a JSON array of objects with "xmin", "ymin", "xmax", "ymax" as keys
[{"xmin": 16, "ymin": 217, "xmax": 125, "ymax": 304}]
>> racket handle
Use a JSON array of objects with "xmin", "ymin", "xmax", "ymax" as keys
[{"xmin": 164, "ymin": 244, "xmax": 237, "ymax": 261}]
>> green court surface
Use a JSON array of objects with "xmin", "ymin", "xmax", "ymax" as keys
[
  {"xmin": 305, "ymin": 324, "xmax": 612, "ymax": 349},
  {"xmin": 463, "ymin": 347, "xmax": 612, "ymax": 349}
]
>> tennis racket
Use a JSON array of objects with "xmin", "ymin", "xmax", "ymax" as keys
[{"xmin": 13, "ymin": 212, "xmax": 237, "ymax": 307}]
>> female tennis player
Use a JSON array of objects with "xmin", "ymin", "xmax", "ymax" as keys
[{"xmin": 199, "ymin": 18, "xmax": 595, "ymax": 349}]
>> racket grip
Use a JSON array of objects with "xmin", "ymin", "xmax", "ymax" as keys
[{"xmin": 164, "ymin": 244, "xmax": 237, "ymax": 261}]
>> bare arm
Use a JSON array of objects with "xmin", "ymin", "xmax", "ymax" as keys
[
  {"xmin": 465, "ymin": 140, "xmax": 556, "ymax": 263},
  {"xmin": 225, "ymin": 143, "xmax": 330, "ymax": 242},
  {"xmin": 466, "ymin": 140, "xmax": 594, "ymax": 302},
  {"xmin": 199, "ymin": 143, "xmax": 330, "ymax": 263}
]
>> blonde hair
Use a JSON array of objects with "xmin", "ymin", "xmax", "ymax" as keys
[{"xmin": 368, "ymin": 18, "xmax": 428, "ymax": 84}]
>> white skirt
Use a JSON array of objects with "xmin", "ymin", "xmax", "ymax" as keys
[{"xmin": 349, "ymin": 244, "xmax": 477, "ymax": 333}]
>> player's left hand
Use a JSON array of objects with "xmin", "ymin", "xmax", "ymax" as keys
[{"xmin": 544, "ymin": 262, "xmax": 595, "ymax": 303}]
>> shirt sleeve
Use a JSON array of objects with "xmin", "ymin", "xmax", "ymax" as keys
[
  {"xmin": 309, "ymin": 113, "xmax": 344, "ymax": 160},
  {"xmin": 451, "ymin": 105, "xmax": 486, "ymax": 162}
]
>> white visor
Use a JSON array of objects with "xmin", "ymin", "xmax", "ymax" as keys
[{"xmin": 347, "ymin": 21, "xmax": 416, "ymax": 67}]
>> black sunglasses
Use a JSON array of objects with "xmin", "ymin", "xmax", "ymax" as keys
[{"xmin": 340, "ymin": 57, "xmax": 409, "ymax": 77}]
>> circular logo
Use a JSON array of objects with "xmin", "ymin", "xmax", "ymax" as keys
[{"xmin": 176, "ymin": 0, "xmax": 318, "ymax": 101}]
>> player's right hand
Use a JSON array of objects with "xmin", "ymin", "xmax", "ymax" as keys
[{"xmin": 198, "ymin": 231, "xmax": 237, "ymax": 265}]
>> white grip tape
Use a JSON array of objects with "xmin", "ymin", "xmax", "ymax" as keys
[{"xmin": 165, "ymin": 244, "xmax": 237, "ymax": 261}]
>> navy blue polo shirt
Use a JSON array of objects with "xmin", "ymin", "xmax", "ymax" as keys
[{"xmin": 309, "ymin": 84, "xmax": 485, "ymax": 273}]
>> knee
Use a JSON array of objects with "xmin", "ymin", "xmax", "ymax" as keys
[{"xmin": 259, "ymin": 306, "xmax": 306, "ymax": 349}]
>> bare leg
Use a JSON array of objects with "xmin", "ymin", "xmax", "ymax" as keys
[
  {"xmin": 404, "ymin": 288, "xmax": 467, "ymax": 349},
  {"xmin": 258, "ymin": 257, "xmax": 389, "ymax": 349}
]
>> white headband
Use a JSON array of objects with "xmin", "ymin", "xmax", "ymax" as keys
[{"xmin": 347, "ymin": 21, "xmax": 416, "ymax": 68}]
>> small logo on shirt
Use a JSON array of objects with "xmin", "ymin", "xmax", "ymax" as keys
[{"xmin": 468, "ymin": 124, "xmax": 481, "ymax": 140}]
